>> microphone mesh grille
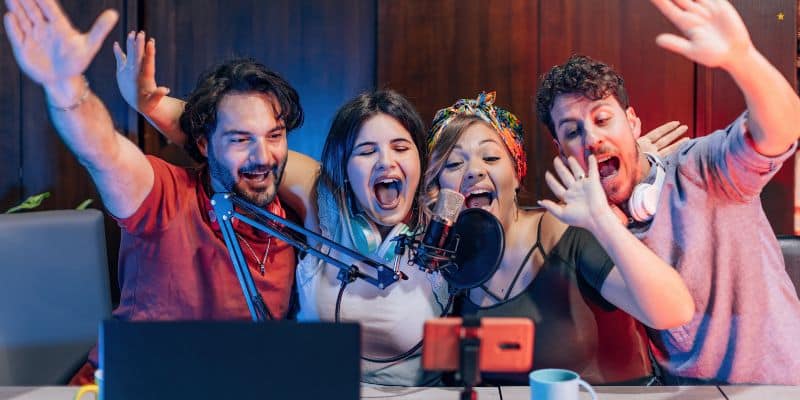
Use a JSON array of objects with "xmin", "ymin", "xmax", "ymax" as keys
[{"xmin": 434, "ymin": 189, "xmax": 465, "ymax": 224}]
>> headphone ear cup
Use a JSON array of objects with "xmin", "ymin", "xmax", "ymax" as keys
[
  {"xmin": 641, "ymin": 184, "xmax": 660, "ymax": 216},
  {"xmin": 349, "ymin": 214, "xmax": 381, "ymax": 255},
  {"xmin": 628, "ymin": 183, "xmax": 650, "ymax": 223},
  {"xmin": 628, "ymin": 157, "xmax": 666, "ymax": 223}
]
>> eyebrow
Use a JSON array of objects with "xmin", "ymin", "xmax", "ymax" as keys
[
  {"xmin": 556, "ymin": 118, "xmax": 578, "ymax": 129},
  {"xmin": 221, "ymin": 124, "xmax": 286, "ymax": 137},
  {"xmin": 353, "ymin": 141, "xmax": 377, "ymax": 149},
  {"xmin": 221, "ymin": 130, "xmax": 250, "ymax": 137},
  {"xmin": 452, "ymin": 138, "xmax": 501, "ymax": 151},
  {"xmin": 556, "ymin": 101, "xmax": 615, "ymax": 129},
  {"xmin": 354, "ymin": 137, "xmax": 414, "ymax": 148},
  {"xmin": 270, "ymin": 124, "xmax": 287, "ymax": 133}
]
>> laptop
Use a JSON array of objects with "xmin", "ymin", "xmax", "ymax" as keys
[
  {"xmin": 99, "ymin": 320, "xmax": 360, "ymax": 399},
  {"xmin": 0, "ymin": 210, "xmax": 110, "ymax": 385}
]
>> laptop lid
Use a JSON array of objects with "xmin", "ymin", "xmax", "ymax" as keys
[
  {"xmin": 100, "ymin": 320, "xmax": 360, "ymax": 399},
  {"xmin": 0, "ymin": 210, "xmax": 110, "ymax": 385}
]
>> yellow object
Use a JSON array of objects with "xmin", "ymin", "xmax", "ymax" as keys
[{"xmin": 73, "ymin": 384, "xmax": 99, "ymax": 400}]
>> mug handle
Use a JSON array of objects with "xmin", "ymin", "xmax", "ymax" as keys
[
  {"xmin": 578, "ymin": 379, "xmax": 597, "ymax": 400},
  {"xmin": 73, "ymin": 384, "xmax": 99, "ymax": 400}
]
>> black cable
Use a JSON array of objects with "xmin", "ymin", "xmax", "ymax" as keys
[
  {"xmin": 716, "ymin": 385, "xmax": 730, "ymax": 400},
  {"xmin": 334, "ymin": 280, "xmax": 348, "ymax": 323},
  {"xmin": 357, "ymin": 293, "xmax": 456, "ymax": 364},
  {"xmin": 334, "ymin": 278, "xmax": 423, "ymax": 363}
]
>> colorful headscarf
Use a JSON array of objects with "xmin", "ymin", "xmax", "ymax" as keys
[{"xmin": 428, "ymin": 92, "xmax": 527, "ymax": 181}]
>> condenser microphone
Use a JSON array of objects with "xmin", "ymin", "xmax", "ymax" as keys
[{"xmin": 416, "ymin": 189, "xmax": 464, "ymax": 271}]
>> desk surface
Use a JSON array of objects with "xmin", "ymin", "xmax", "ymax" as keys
[
  {"xmin": 500, "ymin": 385, "xmax": 725, "ymax": 400},
  {"xmin": 2, "ymin": 385, "xmax": 799, "ymax": 400}
]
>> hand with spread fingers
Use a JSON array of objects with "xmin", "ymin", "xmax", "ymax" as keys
[
  {"xmin": 650, "ymin": 0, "xmax": 753, "ymax": 70},
  {"xmin": 113, "ymin": 30, "xmax": 170, "ymax": 116},
  {"xmin": 638, "ymin": 120, "xmax": 689, "ymax": 157},
  {"xmin": 112, "ymin": 29, "xmax": 187, "ymax": 146},
  {"xmin": 3, "ymin": 0, "xmax": 118, "ymax": 86},
  {"xmin": 538, "ymin": 155, "xmax": 615, "ymax": 232}
]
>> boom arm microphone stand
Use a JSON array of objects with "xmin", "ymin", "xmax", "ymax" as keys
[{"xmin": 211, "ymin": 192, "xmax": 407, "ymax": 322}]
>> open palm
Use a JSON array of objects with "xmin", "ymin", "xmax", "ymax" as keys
[
  {"xmin": 3, "ymin": 0, "xmax": 117, "ymax": 85},
  {"xmin": 539, "ymin": 155, "xmax": 613, "ymax": 232},
  {"xmin": 113, "ymin": 31, "xmax": 170, "ymax": 114},
  {"xmin": 650, "ymin": 0, "xmax": 752, "ymax": 69}
]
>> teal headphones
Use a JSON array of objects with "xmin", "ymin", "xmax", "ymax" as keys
[{"xmin": 347, "ymin": 213, "xmax": 411, "ymax": 263}]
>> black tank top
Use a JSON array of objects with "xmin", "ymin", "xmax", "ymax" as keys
[{"xmin": 460, "ymin": 224, "xmax": 654, "ymax": 385}]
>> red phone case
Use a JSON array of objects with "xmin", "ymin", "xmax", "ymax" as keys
[{"xmin": 422, "ymin": 317, "xmax": 534, "ymax": 373}]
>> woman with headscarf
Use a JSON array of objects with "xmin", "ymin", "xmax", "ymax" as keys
[{"xmin": 423, "ymin": 92, "xmax": 693, "ymax": 385}]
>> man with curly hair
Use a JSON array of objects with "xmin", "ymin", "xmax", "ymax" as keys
[
  {"xmin": 536, "ymin": 0, "xmax": 800, "ymax": 385},
  {"xmin": 3, "ymin": 1, "xmax": 303, "ymax": 384}
]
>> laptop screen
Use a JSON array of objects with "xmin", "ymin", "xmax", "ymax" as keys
[{"xmin": 100, "ymin": 320, "xmax": 360, "ymax": 399}]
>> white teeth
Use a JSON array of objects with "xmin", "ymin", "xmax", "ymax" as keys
[{"xmin": 377, "ymin": 178, "xmax": 398, "ymax": 184}]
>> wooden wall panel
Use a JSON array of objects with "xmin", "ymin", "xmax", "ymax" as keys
[
  {"xmin": 378, "ymin": 0, "xmax": 695, "ymax": 204},
  {"xmin": 378, "ymin": 0, "xmax": 540, "ymax": 201},
  {"xmin": 142, "ymin": 0, "xmax": 376, "ymax": 162},
  {"xmin": 695, "ymin": 0, "xmax": 797, "ymax": 234}
]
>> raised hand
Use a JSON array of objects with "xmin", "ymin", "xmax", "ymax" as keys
[
  {"xmin": 3, "ymin": 0, "xmax": 118, "ymax": 85},
  {"xmin": 650, "ymin": 0, "xmax": 753, "ymax": 70},
  {"xmin": 113, "ymin": 30, "xmax": 170, "ymax": 114},
  {"xmin": 638, "ymin": 120, "xmax": 689, "ymax": 157},
  {"xmin": 538, "ymin": 155, "xmax": 616, "ymax": 232}
]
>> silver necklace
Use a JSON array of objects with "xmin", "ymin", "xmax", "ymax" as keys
[{"xmin": 236, "ymin": 233, "xmax": 272, "ymax": 276}]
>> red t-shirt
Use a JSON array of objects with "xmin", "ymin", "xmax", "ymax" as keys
[{"xmin": 79, "ymin": 156, "xmax": 296, "ymax": 375}]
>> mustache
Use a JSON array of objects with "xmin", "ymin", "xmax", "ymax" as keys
[
  {"xmin": 238, "ymin": 164, "xmax": 276, "ymax": 175},
  {"xmin": 588, "ymin": 145, "xmax": 615, "ymax": 158}
]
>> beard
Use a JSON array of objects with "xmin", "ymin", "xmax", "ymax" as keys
[{"xmin": 206, "ymin": 147, "xmax": 286, "ymax": 208}]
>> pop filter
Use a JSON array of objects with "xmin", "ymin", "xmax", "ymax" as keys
[{"xmin": 440, "ymin": 208, "xmax": 504, "ymax": 290}]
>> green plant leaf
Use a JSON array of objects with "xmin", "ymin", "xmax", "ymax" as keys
[
  {"xmin": 5, "ymin": 192, "xmax": 51, "ymax": 213},
  {"xmin": 75, "ymin": 199, "xmax": 93, "ymax": 210}
]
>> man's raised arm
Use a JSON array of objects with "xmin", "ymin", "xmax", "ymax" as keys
[
  {"xmin": 4, "ymin": 0, "xmax": 153, "ymax": 217},
  {"xmin": 651, "ymin": 0, "xmax": 800, "ymax": 156}
]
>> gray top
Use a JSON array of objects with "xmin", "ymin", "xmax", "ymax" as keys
[{"xmin": 634, "ymin": 113, "xmax": 800, "ymax": 384}]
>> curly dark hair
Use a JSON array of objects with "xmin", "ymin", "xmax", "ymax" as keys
[
  {"xmin": 179, "ymin": 59, "xmax": 303, "ymax": 161},
  {"xmin": 536, "ymin": 55, "xmax": 629, "ymax": 139}
]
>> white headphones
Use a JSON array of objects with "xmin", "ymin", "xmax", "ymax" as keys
[{"xmin": 628, "ymin": 153, "xmax": 666, "ymax": 223}]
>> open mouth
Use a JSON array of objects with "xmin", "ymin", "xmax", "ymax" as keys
[
  {"xmin": 597, "ymin": 156, "xmax": 620, "ymax": 180},
  {"xmin": 373, "ymin": 178, "xmax": 402, "ymax": 209},
  {"xmin": 240, "ymin": 170, "xmax": 271, "ymax": 184},
  {"xmin": 464, "ymin": 190, "xmax": 494, "ymax": 209}
]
